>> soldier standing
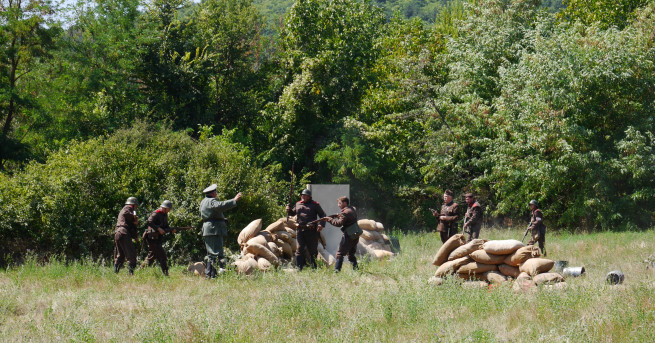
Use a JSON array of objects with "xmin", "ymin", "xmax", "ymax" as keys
[
  {"xmin": 527, "ymin": 199, "xmax": 546, "ymax": 256},
  {"xmin": 143, "ymin": 200, "xmax": 189, "ymax": 276},
  {"xmin": 286, "ymin": 189, "xmax": 326, "ymax": 271},
  {"xmin": 114, "ymin": 197, "xmax": 139, "ymax": 275},
  {"xmin": 463, "ymin": 193, "xmax": 483, "ymax": 242},
  {"xmin": 200, "ymin": 184, "xmax": 242, "ymax": 278},
  {"xmin": 321, "ymin": 196, "xmax": 359, "ymax": 272},
  {"xmin": 433, "ymin": 189, "xmax": 460, "ymax": 243}
]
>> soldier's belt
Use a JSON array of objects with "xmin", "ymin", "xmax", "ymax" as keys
[{"xmin": 203, "ymin": 219, "xmax": 227, "ymax": 223}]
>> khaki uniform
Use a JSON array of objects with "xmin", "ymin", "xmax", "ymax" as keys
[
  {"xmin": 436, "ymin": 201, "xmax": 460, "ymax": 243},
  {"xmin": 528, "ymin": 208, "xmax": 546, "ymax": 255},
  {"xmin": 287, "ymin": 199, "xmax": 326, "ymax": 270},
  {"xmin": 328, "ymin": 206, "xmax": 358, "ymax": 270},
  {"xmin": 143, "ymin": 209, "xmax": 175, "ymax": 275},
  {"xmin": 199, "ymin": 196, "xmax": 237, "ymax": 274},
  {"xmin": 114, "ymin": 205, "xmax": 138, "ymax": 274},
  {"xmin": 464, "ymin": 202, "xmax": 483, "ymax": 242}
]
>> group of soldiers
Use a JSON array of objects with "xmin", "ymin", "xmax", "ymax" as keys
[
  {"xmin": 433, "ymin": 190, "xmax": 546, "ymax": 255},
  {"xmin": 113, "ymin": 184, "xmax": 360, "ymax": 277}
]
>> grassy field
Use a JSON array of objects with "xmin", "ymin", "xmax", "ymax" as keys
[{"xmin": 1, "ymin": 228, "xmax": 654, "ymax": 342}]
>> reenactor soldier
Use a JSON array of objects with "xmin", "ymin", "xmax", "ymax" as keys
[
  {"xmin": 143, "ymin": 200, "xmax": 190, "ymax": 276},
  {"xmin": 321, "ymin": 196, "xmax": 359, "ymax": 272},
  {"xmin": 527, "ymin": 199, "xmax": 546, "ymax": 256},
  {"xmin": 463, "ymin": 193, "xmax": 483, "ymax": 242},
  {"xmin": 286, "ymin": 189, "xmax": 326, "ymax": 271},
  {"xmin": 433, "ymin": 189, "xmax": 460, "ymax": 243},
  {"xmin": 114, "ymin": 197, "xmax": 139, "ymax": 275},
  {"xmin": 200, "ymin": 184, "xmax": 242, "ymax": 278}
]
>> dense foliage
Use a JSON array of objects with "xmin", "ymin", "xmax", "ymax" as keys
[{"xmin": 1, "ymin": 0, "xmax": 654, "ymax": 260}]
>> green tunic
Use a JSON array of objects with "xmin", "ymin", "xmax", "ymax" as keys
[{"xmin": 199, "ymin": 196, "xmax": 237, "ymax": 264}]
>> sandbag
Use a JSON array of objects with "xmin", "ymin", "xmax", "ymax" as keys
[
  {"xmin": 483, "ymin": 271, "xmax": 507, "ymax": 284},
  {"xmin": 264, "ymin": 219, "xmax": 287, "ymax": 233},
  {"xmin": 285, "ymin": 227, "xmax": 297, "ymax": 237},
  {"xmin": 317, "ymin": 245, "xmax": 336, "ymax": 266},
  {"xmin": 375, "ymin": 222, "xmax": 385, "ymax": 231},
  {"xmin": 512, "ymin": 278, "xmax": 536, "ymax": 293},
  {"xmin": 244, "ymin": 253, "xmax": 256, "ymax": 260},
  {"xmin": 276, "ymin": 230, "xmax": 293, "ymax": 244},
  {"xmin": 276, "ymin": 240, "xmax": 293, "ymax": 258},
  {"xmin": 361, "ymin": 229, "xmax": 383, "ymax": 242},
  {"xmin": 258, "ymin": 230, "xmax": 275, "ymax": 242},
  {"xmin": 428, "ymin": 276, "xmax": 445, "ymax": 285},
  {"xmin": 533, "ymin": 272, "xmax": 565, "ymax": 285},
  {"xmin": 469, "ymin": 250, "xmax": 507, "ymax": 265},
  {"xmin": 448, "ymin": 239, "xmax": 486, "ymax": 261},
  {"xmin": 246, "ymin": 234, "xmax": 268, "ymax": 247},
  {"xmin": 432, "ymin": 234, "xmax": 466, "ymax": 266},
  {"xmin": 519, "ymin": 258, "xmax": 555, "ymax": 276},
  {"xmin": 457, "ymin": 262, "xmax": 498, "ymax": 276},
  {"xmin": 483, "ymin": 240, "xmax": 524, "ymax": 255},
  {"xmin": 367, "ymin": 241, "xmax": 387, "ymax": 251},
  {"xmin": 289, "ymin": 238, "xmax": 298, "ymax": 252},
  {"xmin": 357, "ymin": 219, "xmax": 377, "ymax": 231},
  {"xmin": 462, "ymin": 281, "xmax": 489, "ymax": 289},
  {"xmin": 267, "ymin": 242, "xmax": 282, "ymax": 257},
  {"xmin": 435, "ymin": 256, "xmax": 471, "ymax": 277},
  {"xmin": 498, "ymin": 264, "xmax": 520, "ymax": 278},
  {"xmin": 381, "ymin": 234, "xmax": 391, "ymax": 245},
  {"xmin": 503, "ymin": 245, "xmax": 541, "ymax": 267},
  {"xmin": 257, "ymin": 257, "xmax": 273, "ymax": 271},
  {"xmin": 281, "ymin": 217, "xmax": 298, "ymax": 229},
  {"xmin": 234, "ymin": 257, "xmax": 258, "ymax": 275},
  {"xmin": 371, "ymin": 249, "xmax": 395, "ymax": 259},
  {"xmin": 237, "ymin": 219, "xmax": 262, "ymax": 246},
  {"xmin": 187, "ymin": 262, "xmax": 205, "ymax": 276},
  {"xmin": 319, "ymin": 231, "xmax": 327, "ymax": 249},
  {"xmin": 245, "ymin": 243, "xmax": 279, "ymax": 265}
]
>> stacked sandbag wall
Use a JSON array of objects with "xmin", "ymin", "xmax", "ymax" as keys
[
  {"xmin": 356, "ymin": 219, "xmax": 395, "ymax": 259},
  {"xmin": 429, "ymin": 235, "xmax": 566, "ymax": 290}
]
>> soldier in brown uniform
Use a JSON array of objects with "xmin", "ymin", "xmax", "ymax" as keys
[
  {"xmin": 527, "ymin": 199, "xmax": 546, "ymax": 256},
  {"xmin": 433, "ymin": 189, "xmax": 460, "ymax": 243},
  {"xmin": 286, "ymin": 189, "xmax": 326, "ymax": 271},
  {"xmin": 114, "ymin": 197, "xmax": 139, "ymax": 275},
  {"xmin": 143, "ymin": 200, "xmax": 189, "ymax": 276},
  {"xmin": 321, "ymin": 196, "xmax": 359, "ymax": 272},
  {"xmin": 463, "ymin": 193, "xmax": 483, "ymax": 242}
]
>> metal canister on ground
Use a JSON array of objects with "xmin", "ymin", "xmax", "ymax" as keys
[
  {"xmin": 606, "ymin": 270, "xmax": 625, "ymax": 285},
  {"xmin": 562, "ymin": 266, "xmax": 585, "ymax": 277}
]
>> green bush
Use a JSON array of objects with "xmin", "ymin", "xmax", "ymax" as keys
[{"xmin": 0, "ymin": 122, "xmax": 286, "ymax": 264}]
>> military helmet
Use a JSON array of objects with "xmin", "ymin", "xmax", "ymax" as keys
[
  {"xmin": 301, "ymin": 189, "xmax": 312, "ymax": 197},
  {"xmin": 160, "ymin": 200, "xmax": 173, "ymax": 209},
  {"xmin": 529, "ymin": 199, "xmax": 538, "ymax": 206},
  {"xmin": 125, "ymin": 197, "xmax": 139, "ymax": 205}
]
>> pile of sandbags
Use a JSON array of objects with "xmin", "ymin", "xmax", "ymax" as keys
[
  {"xmin": 356, "ymin": 219, "xmax": 395, "ymax": 259},
  {"xmin": 232, "ymin": 217, "xmax": 337, "ymax": 274},
  {"xmin": 429, "ymin": 234, "xmax": 566, "ymax": 290}
]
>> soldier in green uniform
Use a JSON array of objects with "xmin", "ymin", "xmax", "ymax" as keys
[
  {"xmin": 200, "ymin": 184, "xmax": 242, "ymax": 278},
  {"xmin": 527, "ymin": 199, "xmax": 546, "ymax": 256},
  {"xmin": 114, "ymin": 197, "xmax": 139, "ymax": 275}
]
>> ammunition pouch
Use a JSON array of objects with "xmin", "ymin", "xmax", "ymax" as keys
[{"xmin": 343, "ymin": 223, "xmax": 363, "ymax": 240}]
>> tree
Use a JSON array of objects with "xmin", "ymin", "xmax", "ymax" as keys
[{"xmin": 0, "ymin": 0, "xmax": 59, "ymax": 169}]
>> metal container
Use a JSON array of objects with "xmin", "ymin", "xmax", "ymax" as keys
[
  {"xmin": 562, "ymin": 266, "xmax": 585, "ymax": 277},
  {"xmin": 554, "ymin": 260, "xmax": 569, "ymax": 272},
  {"xmin": 606, "ymin": 270, "xmax": 625, "ymax": 285}
]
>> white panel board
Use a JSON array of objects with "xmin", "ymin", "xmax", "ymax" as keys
[{"xmin": 307, "ymin": 184, "xmax": 350, "ymax": 256}]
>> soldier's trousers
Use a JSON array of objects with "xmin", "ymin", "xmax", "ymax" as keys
[
  {"xmin": 204, "ymin": 234, "xmax": 225, "ymax": 267},
  {"xmin": 467, "ymin": 227, "xmax": 480, "ymax": 242},
  {"xmin": 336, "ymin": 233, "xmax": 358, "ymax": 262},
  {"xmin": 144, "ymin": 238, "xmax": 168, "ymax": 273},
  {"xmin": 114, "ymin": 232, "xmax": 137, "ymax": 270},
  {"xmin": 439, "ymin": 230, "xmax": 458, "ymax": 244},
  {"xmin": 529, "ymin": 230, "xmax": 546, "ymax": 255},
  {"xmin": 296, "ymin": 226, "xmax": 319, "ymax": 269}
]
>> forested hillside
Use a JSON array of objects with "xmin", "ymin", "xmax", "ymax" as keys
[{"xmin": 1, "ymin": 0, "xmax": 654, "ymax": 261}]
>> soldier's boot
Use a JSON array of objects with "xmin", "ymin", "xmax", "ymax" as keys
[
  {"xmin": 334, "ymin": 257, "xmax": 344, "ymax": 273},
  {"xmin": 296, "ymin": 255, "xmax": 306, "ymax": 271},
  {"xmin": 161, "ymin": 267, "xmax": 169, "ymax": 277},
  {"xmin": 349, "ymin": 257, "xmax": 359, "ymax": 271},
  {"xmin": 205, "ymin": 261, "xmax": 217, "ymax": 279},
  {"xmin": 217, "ymin": 259, "xmax": 226, "ymax": 274},
  {"xmin": 113, "ymin": 263, "xmax": 121, "ymax": 274},
  {"xmin": 308, "ymin": 255, "xmax": 318, "ymax": 270},
  {"xmin": 128, "ymin": 264, "xmax": 135, "ymax": 275}
]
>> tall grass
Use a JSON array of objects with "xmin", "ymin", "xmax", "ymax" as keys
[{"xmin": 1, "ymin": 228, "xmax": 654, "ymax": 342}]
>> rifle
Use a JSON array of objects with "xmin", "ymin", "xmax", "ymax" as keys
[
  {"xmin": 462, "ymin": 216, "xmax": 471, "ymax": 235},
  {"xmin": 163, "ymin": 226, "xmax": 193, "ymax": 234},
  {"xmin": 308, "ymin": 214, "xmax": 337, "ymax": 227},
  {"xmin": 287, "ymin": 162, "xmax": 295, "ymax": 221},
  {"xmin": 521, "ymin": 226, "xmax": 531, "ymax": 243}
]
